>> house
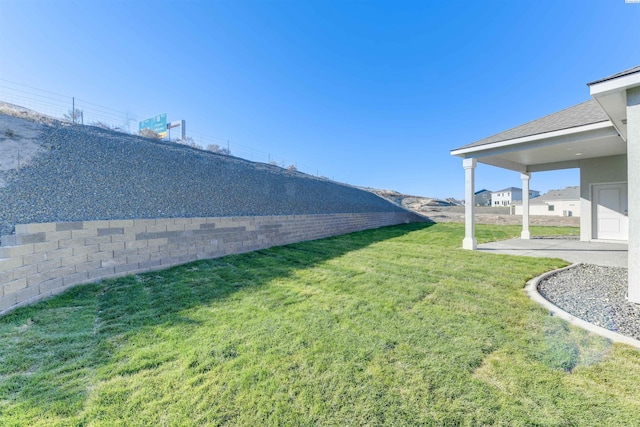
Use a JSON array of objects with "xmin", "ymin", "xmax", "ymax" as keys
[
  {"xmin": 474, "ymin": 189, "xmax": 492, "ymax": 206},
  {"xmin": 450, "ymin": 65, "xmax": 640, "ymax": 304},
  {"xmin": 513, "ymin": 186, "xmax": 580, "ymax": 217},
  {"xmin": 491, "ymin": 187, "xmax": 540, "ymax": 207}
]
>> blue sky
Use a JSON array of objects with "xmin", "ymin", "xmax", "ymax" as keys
[{"xmin": 0, "ymin": 0, "xmax": 639, "ymax": 199}]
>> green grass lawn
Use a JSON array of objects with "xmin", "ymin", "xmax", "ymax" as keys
[{"xmin": 1, "ymin": 223, "xmax": 639, "ymax": 426}]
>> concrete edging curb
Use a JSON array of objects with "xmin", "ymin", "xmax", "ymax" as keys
[{"xmin": 526, "ymin": 263, "xmax": 640, "ymax": 350}]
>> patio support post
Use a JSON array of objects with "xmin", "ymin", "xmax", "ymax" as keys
[
  {"xmin": 627, "ymin": 86, "xmax": 640, "ymax": 304},
  {"xmin": 463, "ymin": 158, "xmax": 477, "ymax": 250},
  {"xmin": 521, "ymin": 172, "xmax": 531, "ymax": 239}
]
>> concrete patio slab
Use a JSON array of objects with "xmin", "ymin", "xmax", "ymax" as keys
[{"xmin": 477, "ymin": 238, "xmax": 628, "ymax": 268}]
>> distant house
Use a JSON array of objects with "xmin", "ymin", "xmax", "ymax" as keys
[
  {"xmin": 513, "ymin": 186, "xmax": 580, "ymax": 217},
  {"xmin": 491, "ymin": 187, "xmax": 540, "ymax": 207},
  {"xmin": 474, "ymin": 189, "xmax": 492, "ymax": 206}
]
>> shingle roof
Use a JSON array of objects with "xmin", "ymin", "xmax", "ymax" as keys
[
  {"xmin": 492, "ymin": 187, "xmax": 521, "ymax": 193},
  {"xmin": 474, "ymin": 189, "xmax": 491, "ymax": 195},
  {"xmin": 453, "ymin": 99, "xmax": 609, "ymax": 151},
  {"xmin": 512, "ymin": 186, "xmax": 580, "ymax": 205},
  {"xmin": 588, "ymin": 65, "xmax": 640, "ymax": 86},
  {"xmin": 538, "ymin": 186, "xmax": 580, "ymax": 201},
  {"xmin": 491, "ymin": 187, "xmax": 539, "ymax": 194}
]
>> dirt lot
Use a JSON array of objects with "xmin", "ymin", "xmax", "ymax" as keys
[{"xmin": 417, "ymin": 206, "xmax": 580, "ymax": 227}]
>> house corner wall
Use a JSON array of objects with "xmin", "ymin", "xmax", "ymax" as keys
[{"xmin": 627, "ymin": 86, "xmax": 640, "ymax": 303}]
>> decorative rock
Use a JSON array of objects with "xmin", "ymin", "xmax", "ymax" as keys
[
  {"xmin": 0, "ymin": 118, "xmax": 417, "ymax": 237},
  {"xmin": 538, "ymin": 264, "xmax": 640, "ymax": 340}
]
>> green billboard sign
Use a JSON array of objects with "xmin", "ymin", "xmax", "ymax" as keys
[{"xmin": 139, "ymin": 113, "xmax": 167, "ymax": 138}]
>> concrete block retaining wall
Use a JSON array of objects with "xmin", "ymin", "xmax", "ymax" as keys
[{"xmin": 0, "ymin": 212, "xmax": 423, "ymax": 316}]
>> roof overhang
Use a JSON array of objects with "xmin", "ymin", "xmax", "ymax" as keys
[
  {"xmin": 451, "ymin": 66, "xmax": 639, "ymax": 174},
  {"xmin": 450, "ymin": 121, "xmax": 625, "ymax": 173},
  {"xmin": 589, "ymin": 69, "xmax": 640, "ymax": 142}
]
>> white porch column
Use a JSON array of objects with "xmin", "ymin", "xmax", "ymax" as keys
[
  {"xmin": 462, "ymin": 158, "xmax": 477, "ymax": 250},
  {"xmin": 521, "ymin": 172, "xmax": 531, "ymax": 239},
  {"xmin": 627, "ymin": 87, "xmax": 640, "ymax": 303}
]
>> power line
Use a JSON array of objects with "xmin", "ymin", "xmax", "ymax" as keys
[
  {"xmin": 0, "ymin": 78, "xmax": 70, "ymax": 98},
  {"xmin": 0, "ymin": 80, "xmax": 332, "ymax": 180}
]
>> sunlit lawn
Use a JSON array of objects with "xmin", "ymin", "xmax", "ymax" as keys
[{"xmin": 1, "ymin": 222, "xmax": 639, "ymax": 426}]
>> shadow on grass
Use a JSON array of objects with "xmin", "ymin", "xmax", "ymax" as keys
[
  {"xmin": 97, "ymin": 222, "xmax": 433, "ymax": 331},
  {"xmin": 0, "ymin": 222, "xmax": 433, "ymax": 420}
]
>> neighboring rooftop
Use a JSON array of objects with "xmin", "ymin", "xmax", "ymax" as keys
[
  {"xmin": 513, "ymin": 186, "xmax": 580, "ymax": 205},
  {"xmin": 538, "ymin": 185, "xmax": 580, "ymax": 201},
  {"xmin": 492, "ymin": 187, "xmax": 539, "ymax": 194},
  {"xmin": 453, "ymin": 99, "xmax": 609, "ymax": 151}
]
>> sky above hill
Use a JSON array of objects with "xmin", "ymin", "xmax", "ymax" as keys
[{"xmin": 0, "ymin": 0, "xmax": 639, "ymax": 199}]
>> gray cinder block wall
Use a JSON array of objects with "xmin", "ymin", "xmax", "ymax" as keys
[{"xmin": 0, "ymin": 212, "xmax": 424, "ymax": 316}]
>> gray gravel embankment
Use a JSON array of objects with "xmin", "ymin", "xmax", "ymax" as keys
[
  {"xmin": 0, "ymin": 117, "xmax": 420, "ymax": 237},
  {"xmin": 538, "ymin": 264, "xmax": 640, "ymax": 341}
]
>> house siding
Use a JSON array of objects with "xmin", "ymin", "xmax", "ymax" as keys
[
  {"xmin": 579, "ymin": 154, "xmax": 628, "ymax": 241},
  {"xmin": 514, "ymin": 200, "xmax": 580, "ymax": 217},
  {"xmin": 474, "ymin": 190, "xmax": 492, "ymax": 206},
  {"xmin": 491, "ymin": 188, "xmax": 540, "ymax": 207}
]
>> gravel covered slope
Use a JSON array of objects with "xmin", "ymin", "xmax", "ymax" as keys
[{"xmin": 0, "ymin": 116, "xmax": 418, "ymax": 236}]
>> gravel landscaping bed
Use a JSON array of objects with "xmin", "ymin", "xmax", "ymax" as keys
[
  {"xmin": 0, "ymin": 115, "xmax": 419, "ymax": 237},
  {"xmin": 538, "ymin": 264, "xmax": 640, "ymax": 341}
]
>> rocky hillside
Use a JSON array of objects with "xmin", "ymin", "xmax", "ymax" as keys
[
  {"xmin": 363, "ymin": 188, "xmax": 460, "ymax": 212},
  {"xmin": 0, "ymin": 106, "xmax": 422, "ymax": 236}
]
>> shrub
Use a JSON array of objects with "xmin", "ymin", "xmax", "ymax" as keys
[
  {"xmin": 63, "ymin": 108, "xmax": 83, "ymax": 124},
  {"xmin": 90, "ymin": 121, "xmax": 114, "ymax": 130},
  {"xmin": 206, "ymin": 143, "xmax": 231, "ymax": 155},
  {"xmin": 139, "ymin": 128, "xmax": 161, "ymax": 139}
]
